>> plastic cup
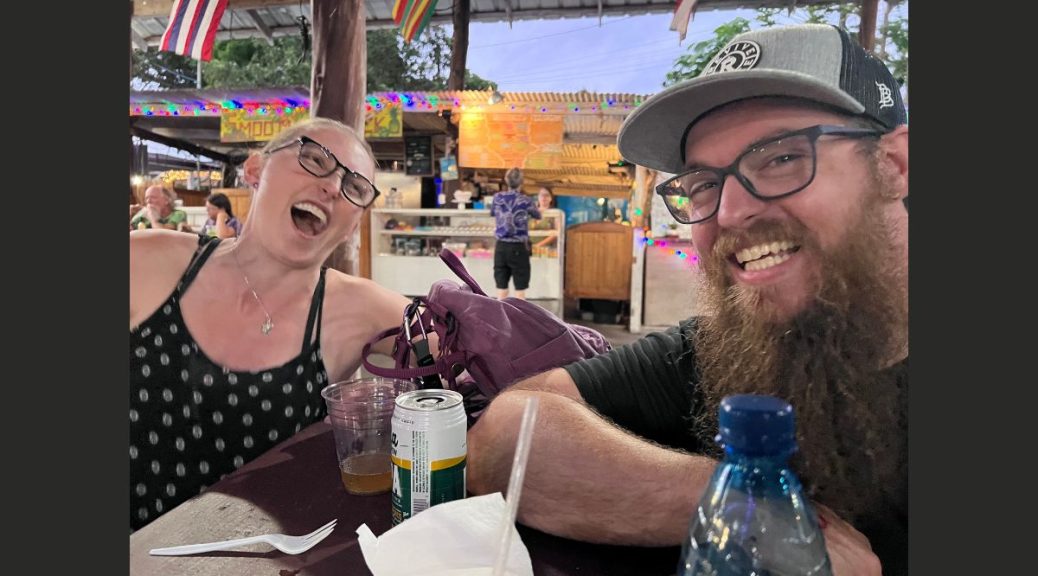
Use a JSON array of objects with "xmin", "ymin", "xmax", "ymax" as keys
[{"xmin": 321, "ymin": 377, "xmax": 416, "ymax": 495}]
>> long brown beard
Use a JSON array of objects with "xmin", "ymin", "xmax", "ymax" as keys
[{"xmin": 692, "ymin": 173, "xmax": 907, "ymax": 524}]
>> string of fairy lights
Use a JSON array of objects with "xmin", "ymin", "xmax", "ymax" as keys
[
  {"xmin": 363, "ymin": 93, "xmax": 643, "ymax": 114},
  {"xmin": 129, "ymin": 92, "xmax": 645, "ymax": 117},
  {"xmin": 641, "ymin": 233, "xmax": 700, "ymax": 266},
  {"xmin": 631, "ymin": 207, "xmax": 700, "ymax": 267},
  {"xmin": 129, "ymin": 98, "xmax": 310, "ymax": 117}
]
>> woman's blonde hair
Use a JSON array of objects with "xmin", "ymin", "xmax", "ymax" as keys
[{"xmin": 260, "ymin": 117, "xmax": 376, "ymax": 168}]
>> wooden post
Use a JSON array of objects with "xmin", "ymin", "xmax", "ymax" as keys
[
  {"xmin": 628, "ymin": 164, "xmax": 651, "ymax": 335},
  {"xmin": 859, "ymin": 0, "xmax": 880, "ymax": 53},
  {"xmin": 129, "ymin": 1, "xmax": 136, "ymax": 203},
  {"xmin": 129, "ymin": 1, "xmax": 134, "ymax": 77},
  {"xmin": 446, "ymin": 0, "xmax": 471, "ymax": 209},
  {"xmin": 359, "ymin": 210, "xmax": 372, "ymax": 279},
  {"xmin": 448, "ymin": 0, "xmax": 470, "ymax": 90},
  {"xmin": 311, "ymin": 0, "xmax": 367, "ymax": 275}
]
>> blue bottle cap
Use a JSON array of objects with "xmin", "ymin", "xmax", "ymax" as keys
[{"xmin": 717, "ymin": 394, "xmax": 797, "ymax": 456}]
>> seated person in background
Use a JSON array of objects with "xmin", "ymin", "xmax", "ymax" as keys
[
  {"xmin": 467, "ymin": 24, "xmax": 908, "ymax": 576},
  {"xmin": 130, "ymin": 183, "xmax": 190, "ymax": 232},
  {"xmin": 130, "ymin": 117, "xmax": 414, "ymax": 531},
  {"xmin": 199, "ymin": 192, "xmax": 242, "ymax": 239},
  {"xmin": 530, "ymin": 187, "xmax": 559, "ymax": 253}
]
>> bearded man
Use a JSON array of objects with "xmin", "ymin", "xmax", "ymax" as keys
[{"xmin": 467, "ymin": 24, "xmax": 908, "ymax": 576}]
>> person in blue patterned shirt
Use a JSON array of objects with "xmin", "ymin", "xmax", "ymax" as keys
[{"xmin": 490, "ymin": 167, "xmax": 540, "ymax": 300}]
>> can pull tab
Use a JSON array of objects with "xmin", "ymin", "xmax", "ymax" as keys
[{"xmin": 404, "ymin": 298, "xmax": 442, "ymax": 390}]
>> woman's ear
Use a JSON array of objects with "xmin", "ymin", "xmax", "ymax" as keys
[{"xmin": 242, "ymin": 153, "xmax": 264, "ymax": 189}]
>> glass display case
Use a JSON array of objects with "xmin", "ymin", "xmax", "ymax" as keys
[{"xmin": 369, "ymin": 208, "xmax": 565, "ymax": 303}]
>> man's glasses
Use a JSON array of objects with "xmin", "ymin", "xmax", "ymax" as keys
[
  {"xmin": 656, "ymin": 124, "xmax": 883, "ymax": 224},
  {"xmin": 266, "ymin": 136, "xmax": 381, "ymax": 209}
]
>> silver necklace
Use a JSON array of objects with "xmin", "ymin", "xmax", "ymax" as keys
[{"xmin": 232, "ymin": 244, "xmax": 275, "ymax": 335}]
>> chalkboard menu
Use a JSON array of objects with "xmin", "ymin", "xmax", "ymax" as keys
[{"xmin": 405, "ymin": 135, "xmax": 433, "ymax": 176}]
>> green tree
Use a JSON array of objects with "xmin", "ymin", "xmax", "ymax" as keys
[
  {"xmin": 203, "ymin": 37, "xmax": 312, "ymax": 88},
  {"xmin": 131, "ymin": 26, "xmax": 497, "ymax": 92},
  {"xmin": 132, "ymin": 48, "xmax": 199, "ymax": 89},
  {"xmin": 663, "ymin": 18, "xmax": 752, "ymax": 87},
  {"xmin": 367, "ymin": 28, "xmax": 410, "ymax": 92},
  {"xmin": 877, "ymin": 0, "xmax": 908, "ymax": 88},
  {"xmin": 665, "ymin": 2, "xmax": 908, "ymax": 89},
  {"xmin": 370, "ymin": 26, "xmax": 497, "ymax": 91}
]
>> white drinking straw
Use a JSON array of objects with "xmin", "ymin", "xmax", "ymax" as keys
[{"xmin": 491, "ymin": 396, "xmax": 540, "ymax": 576}]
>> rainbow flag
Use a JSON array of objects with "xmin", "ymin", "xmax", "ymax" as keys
[
  {"xmin": 159, "ymin": 0, "xmax": 229, "ymax": 61},
  {"xmin": 392, "ymin": 0, "xmax": 408, "ymax": 24},
  {"xmin": 396, "ymin": 0, "xmax": 437, "ymax": 43}
]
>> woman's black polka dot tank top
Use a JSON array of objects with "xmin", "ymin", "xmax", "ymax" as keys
[{"xmin": 129, "ymin": 237, "xmax": 330, "ymax": 530}]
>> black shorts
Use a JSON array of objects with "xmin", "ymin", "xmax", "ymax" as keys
[{"xmin": 494, "ymin": 240, "xmax": 531, "ymax": 291}]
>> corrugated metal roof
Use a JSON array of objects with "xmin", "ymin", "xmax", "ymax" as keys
[
  {"xmin": 131, "ymin": 0, "xmax": 672, "ymax": 45},
  {"xmin": 130, "ymin": 0, "xmax": 836, "ymax": 48}
]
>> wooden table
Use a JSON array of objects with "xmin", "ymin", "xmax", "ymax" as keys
[{"xmin": 130, "ymin": 421, "xmax": 681, "ymax": 575}]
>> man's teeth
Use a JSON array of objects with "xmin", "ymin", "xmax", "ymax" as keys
[
  {"xmin": 293, "ymin": 202, "xmax": 327, "ymax": 224},
  {"xmin": 735, "ymin": 241, "xmax": 797, "ymax": 270},
  {"xmin": 744, "ymin": 252, "xmax": 793, "ymax": 272}
]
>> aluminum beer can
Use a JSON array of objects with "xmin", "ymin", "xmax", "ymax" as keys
[{"xmin": 391, "ymin": 389, "xmax": 467, "ymax": 525}]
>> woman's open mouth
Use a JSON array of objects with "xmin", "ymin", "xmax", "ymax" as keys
[{"xmin": 290, "ymin": 202, "xmax": 329, "ymax": 237}]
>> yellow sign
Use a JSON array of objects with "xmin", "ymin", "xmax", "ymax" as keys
[
  {"xmin": 365, "ymin": 101, "xmax": 403, "ymax": 139},
  {"xmin": 458, "ymin": 112, "xmax": 563, "ymax": 169},
  {"xmin": 220, "ymin": 108, "xmax": 309, "ymax": 142}
]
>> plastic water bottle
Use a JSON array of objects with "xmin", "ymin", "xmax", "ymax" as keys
[{"xmin": 678, "ymin": 394, "xmax": 832, "ymax": 576}]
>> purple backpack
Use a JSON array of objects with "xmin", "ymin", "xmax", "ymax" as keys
[{"xmin": 362, "ymin": 249, "xmax": 611, "ymax": 423}]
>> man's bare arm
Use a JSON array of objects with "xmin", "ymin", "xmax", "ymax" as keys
[{"xmin": 467, "ymin": 368, "xmax": 716, "ymax": 546}]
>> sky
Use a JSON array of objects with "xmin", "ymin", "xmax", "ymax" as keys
[
  {"xmin": 454, "ymin": 2, "xmax": 907, "ymax": 95},
  {"xmin": 461, "ymin": 9, "xmax": 757, "ymax": 95}
]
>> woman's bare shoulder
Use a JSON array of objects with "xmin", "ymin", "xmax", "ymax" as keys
[
  {"xmin": 323, "ymin": 269, "xmax": 411, "ymax": 324},
  {"xmin": 129, "ymin": 230, "xmax": 205, "ymax": 327},
  {"xmin": 130, "ymin": 230, "xmax": 202, "ymax": 274}
]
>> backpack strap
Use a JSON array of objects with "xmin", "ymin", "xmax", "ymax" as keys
[
  {"xmin": 361, "ymin": 299, "xmax": 467, "ymax": 388},
  {"xmin": 438, "ymin": 248, "xmax": 487, "ymax": 296}
]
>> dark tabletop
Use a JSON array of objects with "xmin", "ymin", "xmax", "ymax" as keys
[{"xmin": 130, "ymin": 421, "xmax": 680, "ymax": 575}]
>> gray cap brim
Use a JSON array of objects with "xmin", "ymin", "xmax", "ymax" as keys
[{"xmin": 617, "ymin": 70, "xmax": 866, "ymax": 174}]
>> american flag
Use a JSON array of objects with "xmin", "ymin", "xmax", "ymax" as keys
[{"xmin": 160, "ymin": 0, "xmax": 229, "ymax": 62}]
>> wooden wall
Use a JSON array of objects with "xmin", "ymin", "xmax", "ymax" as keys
[{"xmin": 564, "ymin": 221, "xmax": 633, "ymax": 301}]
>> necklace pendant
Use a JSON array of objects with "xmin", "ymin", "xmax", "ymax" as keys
[{"xmin": 261, "ymin": 318, "xmax": 274, "ymax": 335}]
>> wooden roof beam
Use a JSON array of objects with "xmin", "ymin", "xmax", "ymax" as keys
[
  {"xmin": 131, "ymin": 29, "xmax": 149, "ymax": 51},
  {"xmin": 241, "ymin": 9, "xmax": 276, "ymax": 46},
  {"xmin": 133, "ymin": 0, "xmax": 296, "ymax": 19},
  {"xmin": 130, "ymin": 124, "xmax": 236, "ymax": 164},
  {"xmin": 138, "ymin": 24, "xmax": 303, "ymax": 46},
  {"xmin": 130, "ymin": 19, "xmax": 152, "ymax": 40}
]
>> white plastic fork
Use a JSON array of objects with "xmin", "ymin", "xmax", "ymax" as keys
[{"xmin": 149, "ymin": 519, "xmax": 337, "ymax": 556}]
